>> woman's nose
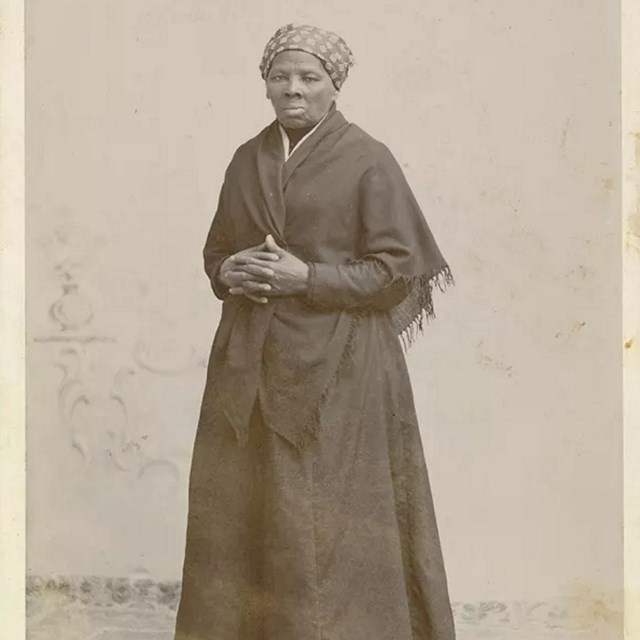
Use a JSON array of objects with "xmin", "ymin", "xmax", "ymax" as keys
[{"xmin": 284, "ymin": 79, "xmax": 303, "ymax": 96}]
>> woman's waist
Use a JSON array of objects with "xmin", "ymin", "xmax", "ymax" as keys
[{"xmin": 217, "ymin": 296, "xmax": 397, "ymax": 355}]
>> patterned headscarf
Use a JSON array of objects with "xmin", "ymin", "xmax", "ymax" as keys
[{"xmin": 259, "ymin": 23, "xmax": 355, "ymax": 90}]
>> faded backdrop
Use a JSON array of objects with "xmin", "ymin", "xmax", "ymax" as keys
[{"xmin": 26, "ymin": 0, "xmax": 621, "ymax": 627}]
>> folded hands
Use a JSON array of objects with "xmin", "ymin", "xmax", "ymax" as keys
[{"xmin": 219, "ymin": 235, "xmax": 309, "ymax": 304}]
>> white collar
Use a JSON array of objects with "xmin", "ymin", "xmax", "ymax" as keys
[{"xmin": 278, "ymin": 112, "xmax": 329, "ymax": 162}]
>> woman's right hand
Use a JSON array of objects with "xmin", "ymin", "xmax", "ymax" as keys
[{"xmin": 219, "ymin": 242, "xmax": 280, "ymax": 304}]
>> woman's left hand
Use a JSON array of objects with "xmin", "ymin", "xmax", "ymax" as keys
[{"xmin": 230, "ymin": 235, "xmax": 309, "ymax": 297}]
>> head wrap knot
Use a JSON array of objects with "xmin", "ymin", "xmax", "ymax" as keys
[{"xmin": 259, "ymin": 23, "xmax": 355, "ymax": 90}]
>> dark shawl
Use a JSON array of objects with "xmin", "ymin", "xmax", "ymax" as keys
[{"xmin": 202, "ymin": 104, "xmax": 452, "ymax": 448}]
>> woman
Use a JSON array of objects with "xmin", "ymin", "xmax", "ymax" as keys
[{"xmin": 174, "ymin": 23, "xmax": 456, "ymax": 640}]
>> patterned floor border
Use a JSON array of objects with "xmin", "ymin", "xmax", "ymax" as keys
[{"xmin": 25, "ymin": 576, "xmax": 622, "ymax": 639}]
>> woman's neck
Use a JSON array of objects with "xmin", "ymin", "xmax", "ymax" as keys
[{"xmin": 284, "ymin": 125, "xmax": 314, "ymax": 148}]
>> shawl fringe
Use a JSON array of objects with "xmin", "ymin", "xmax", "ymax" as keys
[{"xmin": 396, "ymin": 266, "xmax": 455, "ymax": 351}]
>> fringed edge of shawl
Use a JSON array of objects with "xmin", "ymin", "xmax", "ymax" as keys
[{"xmin": 397, "ymin": 265, "xmax": 455, "ymax": 351}]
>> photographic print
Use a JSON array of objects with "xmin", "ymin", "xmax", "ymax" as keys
[{"xmin": 6, "ymin": 1, "xmax": 629, "ymax": 638}]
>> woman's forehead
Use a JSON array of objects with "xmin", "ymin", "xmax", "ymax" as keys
[{"xmin": 270, "ymin": 50, "xmax": 327, "ymax": 73}]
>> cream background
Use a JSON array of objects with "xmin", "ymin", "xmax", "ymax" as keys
[
  {"xmin": 25, "ymin": 0, "xmax": 622, "ymax": 616},
  {"xmin": 1, "ymin": 0, "xmax": 26, "ymax": 638}
]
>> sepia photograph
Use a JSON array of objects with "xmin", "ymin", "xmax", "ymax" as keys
[{"xmin": 0, "ymin": 0, "xmax": 633, "ymax": 638}]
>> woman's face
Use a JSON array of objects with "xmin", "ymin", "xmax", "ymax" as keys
[{"xmin": 265, "ymin": 50, "xmax": 338, "ymax": 129}]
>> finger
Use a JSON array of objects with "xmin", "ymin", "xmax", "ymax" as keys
[
  {"xmin": 233, "ymin": 263, "xmax": 275, "ymax": 278},
  {"xmin": 232, "ymin": 256, "xmax": 277, "ymax": 269},
  {"xmin": 242, "ymin": 280, "xmax": 272, "ymax": 293},
  {"xmin": 229, "ymin": 278, "xmax": 271, "ymax": 292},
  {"xmin": 265, "ymin": 234, "xmax": 285, "ymax": 255},
  {"xmin": 227, "ymin": 269, "xmax": 271, "ymax": 284},
  {"xmin": 235, "ymin": 251, "xmax": 280, "ymax": 263},
  {"xmin": 234, "ymin": 244, "xmax": 265, "ymax": 260},
  {"xmin": 226, "ymin": 270, "xmax": 253, "ymax": 284},
  {"xmin": 229, "ymin": 286, "xmax": 268, "ymax": 304}
]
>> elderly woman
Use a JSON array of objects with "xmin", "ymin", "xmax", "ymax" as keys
[{"xmin": 174, "ymin": 23, "xmax": 455, "ymax": 640}]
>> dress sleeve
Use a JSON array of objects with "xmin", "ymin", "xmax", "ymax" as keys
[
  {"xmin": 304, "ymin": 259, "xmax": 408, "ymax": 311},
  {"xmin": 304, "ymin": 156, "xmax": 417, "ymax": 312},
  {"xmin": 203, "ymin": 182, "xmax": 237, "ymax": 300}
]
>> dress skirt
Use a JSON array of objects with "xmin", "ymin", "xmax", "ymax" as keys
[{"xmin": 174, "ymin": 313, "xmax": 456, "ymax": 640}]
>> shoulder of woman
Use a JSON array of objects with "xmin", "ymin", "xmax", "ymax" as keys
[
  {"xmin": 340, "ymin": 125, "xmax": 407, "ymax": 185},
  {"xmin": 231, "ymin": 126, "xmax": 269, "ymax": 160},
  {"xmin": 344, "ymin": 123, "xmax": 402, "ymax": 169},
  {"xmin": 222, "ymin": 123, "xmax": 274, "ymax": 178}
]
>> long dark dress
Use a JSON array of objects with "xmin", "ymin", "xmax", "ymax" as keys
[{"xmin": 174, "ymin": 105, "xmax": 456, "ymax": 640}]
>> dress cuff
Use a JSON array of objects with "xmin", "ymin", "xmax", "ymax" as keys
[
  {"xmin": 305, "ymin": 262, "xmax": 319, "ymax": 306},
  {"xmin": 304, "ymin": 262, "xmax": 342, "ymax": 308},
  {"xmin": 210, "ymin": 261, "xmax": 230, "ymax": 300}
]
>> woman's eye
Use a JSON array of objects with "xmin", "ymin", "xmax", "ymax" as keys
[{"xmin": 303, "ymin": 77, "xmax": 318, "ymax": 83}]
